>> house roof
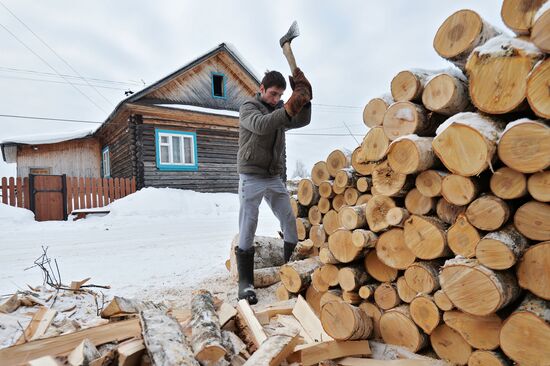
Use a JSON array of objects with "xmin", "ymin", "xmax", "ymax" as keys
[{"xmin": 0, "ymin": 127, "xmax": 97, "ymax": 145}]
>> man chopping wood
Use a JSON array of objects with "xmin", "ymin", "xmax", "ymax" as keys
[{"xmin": 235, "ymin": 68, "xmax": 312, "ymax": 304}]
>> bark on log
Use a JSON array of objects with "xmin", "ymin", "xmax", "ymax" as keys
[
  {"xmin": 528, "ymin": 170, "xmax": 550, "ymax": 202},
  {"xmin": 531, "ymin": 4, "xmax": 550, "ymax": 52},
  {"xmin": 298, "ymin": 179, "xmax": 321, "ymax": 207},
  {"xmin": 434, "ymin": 290, "xmax": 454, "ymax": 312},
  {"xmin": 514, "ymin": 200, "xmax": 550, "ymax": 240},
  {"xmin": 383, "ymin": 101, "xmax": 434, "ymax": 141},
  {"xmin": 416, "ymin": 170, "xmax": 447, "ymax": 198},
  {"xmin": 410, "ymin": 295, "xmax": 442, "ymax": 335},
  {"xmin": 396, "ymin": 276, "xmax": 419, "ymax": 303},
  {"xmin": 391, "ymin": 69, "xmax": 440, "ymax": 103},
  {"xmin": 490, "ymin": 167, "xmax": 527, "ymax": 200},
  {"xmin": 422, "ymin": 72, "xmax": 471, "ymax": 116},
  {"xmin": 404, "ymin": 215, "xmax": 450, "ymax": 260},
  {"xmin": 358, "ymin": 284, "xmax": 378, "ymax": 300},
  {"xmin": 363, "ymin": 95, "xmax": 393, "ymax": 128},
  {"xmin": 374, "ymin": 282, "xmax": 401, "ymax": 310},
  {"xmin": 326, "ymin": 149, "xmax": 351, "ymax": 178},
  {"xmin": 190, "ymin": 290, "xmax": 226, "ymax": 364},
  {"xmin": 405, "ymin": 188, "xmax": 436, "ymax": 216},
  {"xmin": 434, "ymin": 9, "xmax": 501, "ymax": 70},
  {"xmin": 229, "ymin": 235, "xmax": 285, "ymax": 281},
  {"xmin": 365, "ymin": 195, "xmax": 397, "ymax": 232},
  {"xmin": 430, "ymin": 324, "xmax": 473, "ymax": 365},
  {"xmin": 376, "ymin": 228, "xmax": 416, "ymax": 270},
  {"xmin": 499, "ymin": 293, "xmax": 550, "ymax": 366},
  {"xmin": 440, "ymin": 258, "xmax": 521, "ymax": 316},
  {"xmin": 498, "ymin": 119, "xmax": 550, "ymax": 173},
  {"xmin": 527, "ymin": 58, "xmax": 550, "ymax": 118},
  {"xmin": 338, "ymin": 204, "xmax": 367, "ymax": 230},
  {"xmin": 290, "ymin": 195, "xmax": 308, "ymax": 218},
  {"xmin": 311, "ymin": 161, "xmax": 330, "ymax": 187},
  {"xmin": 280, "ymin": 257, "xmax": 322, "ymax": 293},
  {"xmin": 380, "ymin": 305, "xmax": 428, "ymax": 353},
  {"xmin": 517, "ymin": 241, "xmax": 550, "ymax": 300},
  {"xmin": 385, "ymin": 207, "xmax": 410, "ymax": 227},
  {"xmin": 443, "ymin": 310, "xmax": 502, "ymax": 350},
  {"xmin": 447, "ymin": 214, "xmax": 480, "ymax": 258},
  {"xmin": 441, "ymin": 174, "xmax": 479, "ymax": 206},
  {"xmin": 436, "ymin": 198, "xmax": 466, "ymax": 224},
  {"xmin": 334, "ymin": 168, "xmax": 358, "ymax": 191},
  {"xmin": 404, "ymin": 260, "xmax": 442, "ymax": 294},
  {"xmin": 476, "ymin": 225, "xmax": 529, "ymax": 270},
  {"xmin": 329, "ymin": 229, "xmax": 367, "ymax": 263},
  {"xmin": 358, "ymin": 302, "xmax": 384, "ymax": 341},
  {"xmin": 372, "ymin": 160, "xmax": 413, "ymax": 197},
  {"xmin": 338, "ymin": 264, "xmax": 370, "ymax": 292},
  {"xmin": 296, "ymin": 218, "xmax": 312, "ymax": 241},
  {"xmin": 289, "ymin": 239, "xmax": 314, "ymax": 262},
  {"xmin": 465, "ymin": 195, "xmax": 510, "ymax": 231},
  {"xmin": 320, "ymin": 301, "xmax": 373, "ymax": 341},
  {"xmin": 433, "ymin": 112, "xmax": 504, "ymax": 176},
  {"xmin": 387, "ymin": 136, "xmax": 435, "ymax": 174},
  {"xmin": 242, "ymin": 332, "xmax": 299, "ymax": 366},
  {"xmin": 501, "ymin": 0, "xmax": 546, "ymax": 35},
  {"xmin": 254, "ymin": 266, "xmax": 282, "ymax": 288}
]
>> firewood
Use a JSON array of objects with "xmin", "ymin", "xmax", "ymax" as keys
[
  {"xmin": 514, "ymin": 200, "xmax": 550, "ymax": 240},
  {"xmin": 430, "ymin": 324, "xmax": 472, "ymax": 365},
  {"xmin": 319, "ymin": 180, "xmax": 335, "ymax": 199},
  {"xmin": 440, "ymin": 258, "xmax": 520, "ymax": 316},
  {"xmin": 326, "ymin": 149, "xmax": 351, "ymax": 177},
  {"xmin": 433, "ymin": 290, "xmax": 454, "ymax": 312},
  {"xmin": 365, "ymin": 195, "xmax": 396, "ymax": 232},
  {"xmin": 441, "ymin": 174, "xmax": 479, "ymax": 206},
  {"xmin": 318, "ymin": 197, "xmax": 332, "ymax": 214},
  {"xmin": 498, "ymin": 119, "xmax": 550, "ymax": 173},
  {"xmin": 499, "ymin": 293, "xmax": 550, "ymax": 366},
  {"xmin": 280, "ymin": 257, "xmax": 321, "ymax": 293},
  {"xmin": 0, "ymin": 293, "xmax": 20, "ymax": 313},
  {"xmin": 140, "ymin": 309, "xmax": 199, "ymax": 366},
  {"xmin": 363, "ymin": 94, "xmax": 393, "ymax": 128},
  {"xmin": 190, "ymin": 290, "xmax": 226, "ymax": 363},
  {"xmin": 289, "ymin": 239, "xmax": 314, "ymax": 262},
  {"xmin": 334, "ymin": 168, "xmax": 358, "ymax": 191},
  {"xmin": 433, "ymin": 9, "xmax": 501, "ymax": 70},
  {"xmin": 356, "ymin": 177, "xmax": 371, "ymax": 193},
  {"xmin": 236, "ymin": 299, "xmax": 267, "ymax": 349},
  {"xmin": 322, "ymin": 210, "xmax": 341, "ymax": 235},
  {"xmin": 217, "ymin": 302, "xmax": 237, "ymax": 329},
  {"xmin": 356, "ymin": 193, "xmax": 373, "ymax": 206},
  {"xmin": 290, "ymin": 195, "xmax": 308, "ymax": 217},
  {"xmin": 405, "ymin": 188, "xmax": 436, "ymax": 216},
  {"xmin": 531, "ymin": 4, "xmax": 550, "ymax": 52},
  {"xmin": 377, "ymin": 228, "xmax": 416, "ymax": 270},
  {"xmin": 527, "ymin": 58, "xmax": 550, "ymax": 118},
  {"xmin": 290, "ymin": 340, "xmax": 371, "ymax": 366},
  {"xmin": 422, "ymin": 72, "xmax": 471, "ymax": 116},
  {"xmin": 476, "ymin": 225, "xmax": 529, "ymax": 270},
  {"xmin": 320, "ymin": 301, "xmax": 372, "ymax": 341},
  {"xmin": 307, "ymin": 206, "xmax": 322, "ymax": 226},
  {"xmin": 527, "ymin": 170, "xmax": 550, "ymax": 202},
  {"xmin": 468, "ymin": 350, "xmax": 512, "ymax": 366},
  {"xmin": 332, "ymin": 193, "xmax": 346, "ymax": 211},
  {"xmin": 361, "ymin": 127, "xmax": 390, "ymax": 162},
  {"xmin": 320, "ymin": 290, "xmax": 343, "ymax": 309},
  {"xmin": 67, "ymin": 339, "xmax": 101, "ymax": 366},
  {"xmin": 305, "ymin": 285, "xmax": 323, "ymax": 316},
  {"xmin": 329, "ymin": 229, "xmax": 367, "ymax": 263},
  {"xmin": 101, "ymin": 296, "xmax": 165, "ymax": 319},
  {"xmin": 298, "ymin": 178, "xmax": 320, "ymax": 206},
  {"xmin": 311, "ymin": 161, "xmax": 330, "ymax": 186},
  {"xmin": 27, "ymin": 356, "xmax": 62, "ymax": 366},
  {"xmin": 436, "ymin": 197, "xmax": 466, "ymax": 224},
  {"xmin": 351, "ymin": 229, "xmax": 378, "ymax": 249},
  {"xmin": 415, "ymin": 170, "xmax": 447, "ymax": 198},
  {"xmin": 443, "ymin": 310, "xmax": 502, "ymax": 350},
  {"xmin": 500, "ymin": 0, "xmax": 546, "ymax": 35},
  {"xmin": 338, "ymin": 204, "xmax": 367, "ymax": 230},
  {"xmin": 344, "ymin": 187, "xmax": 360, "ymax": 206},
  {"xmin": 380, "ymin": 305, "xmax": 427, "ymax": 352},
  {"xmin": 358, "ymin": 302, "xmax": 383, "ymax": 341},
  {"xmin": 358, "ymin": 284, "xmax": 378, "ymax": 300},
  {"xmin": 364, "ymin": 250, "xmax": 398, "ymax": 283},
  {"xmin": 385, "ymin": 207, "xmax": 410, "ymax": 227},
  {"xmin": 275, "ymin": 285, "xmax": 295, "ymax": 302},
  {"xmin": 319, "ymin": 246, "xmax": 340, "ymax": 265},
  {"xmin": 517, "ymin": 241, "xmax": 550, "ymax": 300},
  {"xmin": 410, "ymin": 295, "xmax": 441, "ymax": 335},
  {"xmin": 489, "ymin": 167, "xmax": 527, "ymax": 199},
  {"xmin": 374, "ymin": 282, "xmax": 401, "ymax": 310},
  {"xmin": 433, "ymin": 112, "xmax": 504, "ymax": 177},
  {"xmin": 404, "ymin": 260, "xmax": 442, "ymax": 294},
  {"xmin": 396, "ymin": 276, "xmax": 418, "ymax": 303},
  {"xmin": 242, "ymin": 331, "xmax": 299, "ymax": 366},
  {"xmin": 309, "ymin": 224, "xmax": 326, "ymax": 247},
  {"xmin": 293, "ymin": 295, "xmax": 333, "ymax": 343},
  {"xmin": 404, "ymin": 215, "xmax": 450, "ymax": 260},
  {"xmin": 466, "ymin": 195, "xmax": 510, "ymax": 231},
  {"xmin": 351, "ymin": 147, "xmax": 377, "ymax": 176},
  {"xmin": 391, "ymin": 69, "xmax": 439, "ymax": 103},
  {"xmin": 446, "ymin": 214, "xmax": 480, "ymax": 258},
  {"xmin": 229, "ymin": 235, "xmax": 285, "ymax": 281},
  {"xmin": 383, "ymin": 102, "xmax": 434, "ymax": 141},
  {"xmin": 387, "ymin": 136, "xmax": 435, "ymax": 175},
  {"xmin": 372, "ymin": 160, "xmax": 413, "ymax": 197},
  {"xmin": 16, "ymin": 307, "xmax": 57, "ymax": 345},
  {"xmin": 338, "ymin": 265, "xmax": 370, "ymax": 292}
]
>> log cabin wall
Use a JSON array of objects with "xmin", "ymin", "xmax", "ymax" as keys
[
  {"xmin": 16, "ymin": 138, "xmax": 101, "ymax": 178},
  {"xmin": 95, "ymin": 110, "xmax": 135, "ymax": 179}
]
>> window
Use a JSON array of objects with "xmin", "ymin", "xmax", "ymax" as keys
[
  {"xmin": 212, "ymin": 72, "xmax": 225, "ymax": 98},
  {"xmin": 155, "ymin": 129, "xmax": 198, "ymax": 171},
  {"xmin": 102, "ymin": 147, "xmax": 110, "ymax": 177},
  {"xmin": 30, "ymin": 167, "xmax": 51, "ymax": 175}
]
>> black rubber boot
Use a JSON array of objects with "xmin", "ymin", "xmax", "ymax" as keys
[
  {"xmin": 235, "ymin": 246, "xmax": 258, "ymax": 305},
  {"xmin": 284, "ymin": 241, "xmax": 297, "ymax": 262}
]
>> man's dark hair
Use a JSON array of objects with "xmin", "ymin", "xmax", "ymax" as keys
[{"xmin": 261, "ymin": 70, "xmax": 286, "ymax": 90}]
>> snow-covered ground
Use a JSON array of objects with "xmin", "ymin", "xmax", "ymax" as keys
[{"xmin": 0, "ymin": 187, "xmax": 281, "ymax": 298}]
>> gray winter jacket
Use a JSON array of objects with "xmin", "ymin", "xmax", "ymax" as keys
[{"xmin": 238, "ymin": 93, "xmax": 311, "ymax": 177}]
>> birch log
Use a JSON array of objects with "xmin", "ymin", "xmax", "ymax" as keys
[{"xmin": 190, "ymin": 290, "xmax": 226, "ymax": 363}]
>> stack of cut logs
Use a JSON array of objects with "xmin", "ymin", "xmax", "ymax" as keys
[{"xmin": 282, "ymin": 3, "xmax": 550, "ymax": 366}]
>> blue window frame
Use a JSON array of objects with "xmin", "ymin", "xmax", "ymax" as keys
[
  {"xmin": 155, "ymin": 129, "xmax": 198, "ymax": 171},
  {"xmin": 211, "ymin": 72, "xmax": 226, "ymax": 99},
  {"xmin": 102, "ymin": 146, "xmax": 110, "ymax": 177}
]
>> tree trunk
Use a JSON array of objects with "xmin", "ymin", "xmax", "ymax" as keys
[
  {"xmin": 298, "ymin": 179, "xmax": 320, "ymax": 207},
  {"xmin": 359, "ymin": 302, "xmax": 384, "ymax": 341},
  {"xmin": 254, "ymin": 266, "xmax": 282, "ymax": 288},
  {"xmin": 338, "ymin": 265, "xmax": 370, "ymax": 292},
  {"xmin": 365, "ymin": 195, "xmax": 397, "ymax": 232},
  {"xmin": 289, "ymin": 239, "xmax": 314, "ymax": 262},
  {"xmin": 527, "ymin": 58, "xmax": 550, "ymax": 118},
  {"xmin": 190, "ymin": 290, "xmax": 226, "ymax": 364},
  {"xmin": 404, "ymin": 215, "xmax": 450, "ymax": 260},
  {"xmin": 499, "ymin": 293, "xmax": 550, "ymax": 366},
  {"xmin": 309, "ymin": 224, "xmax": 326, "ymax": 248},
  {"xmin": 318, "ymin": 197, "xmax": 332, "ymax": 214},
  {"xmin": 397, "ymin": 276, "xmax": 419, "ymax": 303},
  {"xmin": 320, "ymin": 290, "xmax": 344, "ymax": 309},
  {"xmin": 385, "ymin": 207, "xmax": 410, "ymax": 227},
  {"xmin": 490, "ymin": 167, "xmax": 527, "ymax": 199},
  {"xmin": 380, "ymin": 305, "xmax": 428, "ymax": 353},
  {"xmin": 319, "ymin": 246, "xmax": 340, "ymax": 265},
  {"xmin": 140, "ymin": 309, "xmax": 199, "ymax": 366},
  {"xmin": 319, "ymin": 180, "xmax": 335, "ymax": 199},
  {"xmin": 434, "ymin": 290, "xmax": 454, "ymax": 312},
  {"xmin": 352, "ymin": 147, "xmax": 377, "ymax": 176},
  {"xmin": 338, "ymin": 204, "xmax": 367, "ymax": 230},
  {"xmin": 320, "ymin": 301, "xmax": 373, "ymax": 341},
  {"xmin": 363, "ymin": 95, "xmax": 393, "ymax": 128},
  {"xmin": 391, "ymin": 69, "xmax": 440, "ymax": 102},
  {"xmin": 440, "ymin": 258, "xmax": 521, "ymax": 316},
  {"xmin": 527, "ymin": 171, "xmax": 550, "ymax": 202},
  {"xmin": 441, "ymin": 174, "xmax": 480, "ymax": 206},
  {"xmin": 416, "ymin": 170, "xmax": 447, "ymax": 198},
  {"xmin": 433, "ymin": 9, "xmax": 501, "ymax": 70},
  {"xmin": 387, "ymin": 136, "xmax": 435, "ymax": 174},
  {"xmin": 514, "ymin": 200, "xmax": 550, "ymax": 240},
  {"xmin": 372, "ymin": 160, "xmax": 413, "ymax": 197},
  {"xmin": 344, "ymin": 187, "xmax": 360, "ymax": 206},
  {"xmin": 430, "ymin": 324, "xmax": 473, "ymax": 365},
  {"xmin": 312, "ymin": 263, "xmax": 340, "ymax": 292},
  {"xmin": 498, "ymin": 119, "xmax": 550, "ymax": 173},
  {"xmin": 296, "ymin": 218, "xmax": 312, "ymax": 241},
  {"xmin": 466, "ymin": 195, "xmax": 510, "ymax": 231},
  {"xmin": 405, "ymin": 188, "xmax": 436, "ymax": 215},
  {"xmin": 359, "ymin": 284, "xmax": 378, "ymax": 300},
  {"xmin": 374, "ymin": 282, "xmax": 401, "ymax": 310},
  {"xmin": 410, "ymin": 295, "xmax": 441, "ymax": 334},
  {"xmin": 280, "ymin": 257, "xmax": 322, "ymax": 293},
  {"xmin": 334, "ymin": 168, "xmax": 358, "ymax": 191},
  {"xmin": 332, "ymin": 193, "xmax": 346, "ymax": 211},
  {"xmin": 443, "ymin": 310, "xmax": 502, "ymax": 350},
  {"xmin": 468, "ymin": 350, "xmax": 512, "ymax": 366},
  {"xmin": 356, "ymin": 176, "xmax": 372, "ymax": 193},
  {"xmin": 501, "ymin": 0, "xmax": 546, "ymax": 35},
  {"xmin": 447, "ymin": 214, "xmax": 480, "ymax": 258},
  {"xmin": 360, "ymin": 126, "xmax": 390, "ymax": 162},
  {"xmin": 376, "ymin": 228, "xmax": 416, "ymax": 270},
  {"xmin": 229, "ymin": 235, "xmax": 285, "ymax": 281},
  {"xmin": 383, "ymin": 101, "xmax": 433, "ymax": 140},
  {"xmin": 476, "ymin": 225, "xmax": 529, "ymax": 270},
  {"xmin": 517, "ymin": 241, "xmax": 550, "ymax": 300},
  {"xmin": 322, "ymin": 210, "xmax": 341, "ymax": 235},
  {"xmin": 530, "ymin": 4, "xmax": 550, "ymax": 52},
  {"xmin": 326, "ymin": 149, "xmax": 351, "ymax": 177},
  {"xmin": 364, "ymin": 250, "xmax": 398, "ymax": 283},
  {"xmin": 433, "ymin": 112, "xmax": 504, "ymax": 176},
  {"xmin": 329, "ymin": 229, "xmax": 366, "ymax": 263},
  {"xmin": 308, "ymin": 206, "xmax": 322, "ymax": 226},
  {"xmin": 311, "ymin": 161, "xmax": 330, "ymax": 186},
  {"xmin": 422, "ymin": 72, "xmax": 471, "ymax": 115},
  {"xmin": 436, "ymin": 197, "xmax": 466, "ymax": 224},
  {"xmin": 404, "ymin": 260, "xmax": 442, "ymax": 294}
]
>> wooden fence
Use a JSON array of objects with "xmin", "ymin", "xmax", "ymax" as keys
[{"xmin": 0, "ymin": 176, "xmax": 136, "ymax": 215}]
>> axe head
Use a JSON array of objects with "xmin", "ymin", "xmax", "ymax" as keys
[{"xmin": 279, "ymin": 21, "xmax": 300, "ymax": 47}]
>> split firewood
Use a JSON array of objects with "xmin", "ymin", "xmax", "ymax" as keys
[
  {"xmin": 241, "ymin": 331, "xmax": 299, "ymax": 366},
  {"xmin": 254, "ymin": 299, "xmax": 296, "ymax": 325},
  {"xmin": 293, "ymin": 295, "xmax": 333, "ymax": 343},
  {"xmin": 190, "ymin": 290, "xmax": 226, "ymax": 364},
  {"xmin": 443, "ymin": 310, "xmax": 502, "ymax": 350},
  {"xmin": 289, "ymin": 239, "xmax": 314, "ymax": 262},
  {"xmin": 0, "ymin": 293, "xmax": 20, "ymax": 313},
  {"xmin": 430, "ymin": 324, "xmax": 472, "ymax": 365},
  {"xmin": 236, "ymin": 299, "xmax": 267, "ymax": 349},
  {"xmin": 67, "ymin": 339, "xmax": 101, "ymax": 366},
  {"xmin": 117, "ymin": 339, "xmax": 145, "ymax": 366},
  {"xmin": 517, "ymin": 241, "xmax": 550, "ymax": 300},
  {"xmin": 16, "ymin": 307, "xmax": 57, "ymax": 345},
  {"xmin": 101, "ymin": 296, "xmax": 166, "ymax": 319},
  {"xmin": 410, "ymin": 295, "xmax": 441, "ymax": 335},
  {"xmin": 289, "ymin": 340, "xmax": 371, "ymax": 366}
]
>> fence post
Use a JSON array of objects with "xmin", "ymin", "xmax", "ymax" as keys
[{"xmin": 1, "ymin": 177, "xmax": 7, "ymax": 204}]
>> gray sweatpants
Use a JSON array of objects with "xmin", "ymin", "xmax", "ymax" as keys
[{"xmin": 238, "ymin": 173, "xmax": 298, "ymax": 250}]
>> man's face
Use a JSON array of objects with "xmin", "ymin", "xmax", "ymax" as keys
[{"xmin": 260, "ymin": 85, "xmax": 285, "ymax": 107}]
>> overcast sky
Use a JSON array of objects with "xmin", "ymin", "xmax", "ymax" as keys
[{"xmin": 0, "ymin": 0, "xmax": 509, "ymax": 178}]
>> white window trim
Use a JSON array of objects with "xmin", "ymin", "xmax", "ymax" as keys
[
  {"xmin": 157, "ymin": 132, "xmax": 196, "ymax": 166},
  {"xmin": 102, "ymin": 147, "xmax": 111, "ymax": 177}
]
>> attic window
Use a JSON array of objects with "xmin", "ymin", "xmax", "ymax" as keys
[{"xmin": 212, "ymin": 73, "xmax": 225, "ymax": 98}]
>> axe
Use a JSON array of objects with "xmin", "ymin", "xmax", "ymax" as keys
[{"xmin": 279, "ymin": 21, "xmax": 300, "ymax": 75}]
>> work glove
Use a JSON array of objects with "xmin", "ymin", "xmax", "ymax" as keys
[
  {"xmin": 284, "ymin": 86, "xmax": 311, "ymax": 117},
  {"xmin": 289, "ymin": 67, "xmax": 313, "ymax": 100}
]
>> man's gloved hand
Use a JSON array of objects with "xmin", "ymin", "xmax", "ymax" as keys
[
  {"xmin": 284, "ymin": 86, "xmax": 310, "ymax": 117},
  {"xmin": 289, "ymin": 68, "xmax": 313, "ymax": 101}
]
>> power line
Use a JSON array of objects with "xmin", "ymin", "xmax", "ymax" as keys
[
  {"xmin": 0, "ymin": 21, "xmax": 108, "ymax": 114},
  {"xmin": 0, "ymin": 74, "xmax": 128, "ymax": 90},
  {"xmin": 312, "ymin": 103, "xmax": 361, "ymax": 109},
  {"xmin": 0, "ymin": 1, "xmax": 114, "ymax": 107}
]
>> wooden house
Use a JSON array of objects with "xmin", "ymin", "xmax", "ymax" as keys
[{"xmin": 1, "ymin": 43, "xmax": 260, "ymax": 193}]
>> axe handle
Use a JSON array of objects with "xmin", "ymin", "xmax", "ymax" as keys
[{"xmin": 282, "ymin": 42, "xmax": 298, "ymax": 74}]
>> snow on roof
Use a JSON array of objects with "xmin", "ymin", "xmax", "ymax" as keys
[
  {"xmin": 154, "ymin": 104, "xmax": 240, "ymax": 117},
  {"xmin": 0, "ymin": 127, "xmax": 97, "ymax": 145}
]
